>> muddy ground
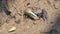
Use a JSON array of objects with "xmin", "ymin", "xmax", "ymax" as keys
[{"xmin": 0, "ymin": 0, "xmax": 60, "ymax": 34}]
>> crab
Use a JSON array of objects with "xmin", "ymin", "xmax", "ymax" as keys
[{"xmin": 24, "ymin": 7, "xmax": 48, "ymax": 21}]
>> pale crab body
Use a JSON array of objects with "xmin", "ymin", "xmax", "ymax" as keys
[{"xmin": 24, "ymin": 8, "xmax": 39, "ymax": 20}]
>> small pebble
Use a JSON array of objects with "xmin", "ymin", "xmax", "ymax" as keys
[
  {"xmin": 15, "ymin": 19, "xmax": 20, "ymax": 24},
  {"xmin": 27, "ymin": 3, "xmax": 30, "ymax": 6}
]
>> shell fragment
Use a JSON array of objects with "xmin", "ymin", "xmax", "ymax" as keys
[{"xmin": 8, "ymin": 26, "xmax": 16, "ymax": 32}]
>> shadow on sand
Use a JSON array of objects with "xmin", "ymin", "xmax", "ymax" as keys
[
  {"xmin": 47, "ymin": 13, "xmax": 60, "ymax": 34},
  {"xmin": 0, "ymin": 0, "xmax": 11, "ymax": 15}
]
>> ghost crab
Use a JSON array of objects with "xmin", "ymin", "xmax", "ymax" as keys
[{"xmin": 24, "ymin": 7, "xmax": 48, "ymax": 21}]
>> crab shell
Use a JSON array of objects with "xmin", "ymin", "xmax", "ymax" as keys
[{"xmin": 24, "ymin": 8, "xmax": 39, "ymax": 20}]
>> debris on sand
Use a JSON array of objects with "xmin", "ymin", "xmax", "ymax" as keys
[{"xmin": 8, "ymin": 26, "xmax": 16, "ymax": 32}]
